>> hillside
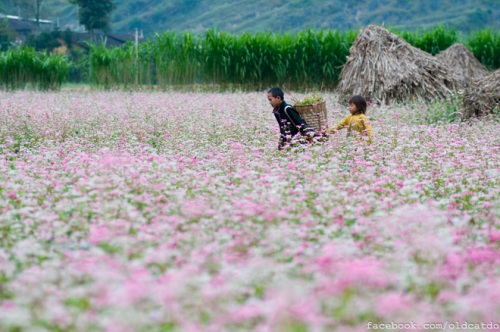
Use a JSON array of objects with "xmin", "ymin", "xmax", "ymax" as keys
[{"xmin": 2, "ymin": 0, "xmax": 499, "ymax": 36}]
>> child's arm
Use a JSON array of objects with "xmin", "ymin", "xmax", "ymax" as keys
[
  {"xmin": 360, "ymin": 116, "xmax": 373, "ymax": 137},
  {"xmin": 359, "ymin": 116, "xmax": 373, "ymax": 144},
  {"xmin": 326, "ymin": 115, "xmax": 349, "ymax": 134}
]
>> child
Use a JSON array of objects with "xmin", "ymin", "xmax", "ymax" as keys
[
  {"xmin": 327, "ymin": 95, "xmax": 373, "ymax": 141},
  {"xmin": 267, "ymin": 87, "xmax": 315, "ymax": 150}
]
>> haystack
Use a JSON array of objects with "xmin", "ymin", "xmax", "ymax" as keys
[
  {"xmin": 461, "ymin": 69, "xmax": 500, "ymax": 119},
  {"xmin": 337, "ymin": 25, "xmax": 461, "ymax": 103},
  {"xmin": 436, "ymin": 44, "xmax": 489, "ymax": 86}
]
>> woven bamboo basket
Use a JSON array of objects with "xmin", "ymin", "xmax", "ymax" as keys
[{"xmin": 293, "ymin": 101, "xmax": 328, "ymax": 133}]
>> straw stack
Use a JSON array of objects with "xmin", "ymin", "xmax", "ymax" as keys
[
  {"xmin": 337, "ymin": 25, "xmax": 461, "ymax": 103},
  {"xmin": 436, "ymin": 43, "xmax": 489, "ymax": 86},
  {"xmin": 461, "ymin": 69, "xmax": 500, "ymax": 119}
]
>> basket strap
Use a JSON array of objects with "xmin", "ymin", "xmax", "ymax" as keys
[{"xmin": 284, "ymin": 106, "xmax": 297, "ymax": 127}]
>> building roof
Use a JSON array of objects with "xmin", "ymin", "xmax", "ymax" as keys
[
  {"xmin": 1, "ymin": 13, "xmax": 54, "ymax": 35},
  {"xmin": 72, "ymin": 32, "xmax": 138, "ymax": 48},
  {"xmin": 1, "ymin": 13, "xmax": 138, "ymax": 48},
  {"xmin": 0, "ymin": 13, "xmax": 53, "ymax": 24}
]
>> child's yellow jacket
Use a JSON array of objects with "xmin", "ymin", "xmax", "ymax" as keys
[{"xmin": 326, "ymin": 113, "xmax": 373, "ymax": 139}]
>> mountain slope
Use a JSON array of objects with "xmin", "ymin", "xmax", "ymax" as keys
[{"xmin": 2, "ymin": 0, "xmax": 499, "ymax": 36}]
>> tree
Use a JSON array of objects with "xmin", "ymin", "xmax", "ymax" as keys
[
  {"xmin": 35, "ymin": 0, "xmax": 43, "ymax": 26},
  {"xmin": 68, "ymin": 0, "xmax": 116, "ymax": 35}
]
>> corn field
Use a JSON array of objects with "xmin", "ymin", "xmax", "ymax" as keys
[
  {"xmin": 85, "ymin": 29, "xmax": 357, "ymax": 91},
  {"xmin": 391, "ymin": 25, "xmax": 459, "ymax": 56},
  {"xmin": 0, "ymin": 27, "xmax": 499, "ymax": 91},
  {"xmin": 0, "ymin": 47, "xmax": 69, "ymax": 91},
  {"xmin": 85, "ymin": 27, "xmax": 500, "ymax": 91},
  {"xmin": 467, "ymin": 28, "xmax": 500, "ymax": 70}
]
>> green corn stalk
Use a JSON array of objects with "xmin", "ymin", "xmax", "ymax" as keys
[
  {"xmin": 467, "ymin": 28, "xmax": 500, "ymax": 70},
  {"xmin": 392, "ymin": 25, "xmax": 458, "ymax": 55},
  {"xmin": 0, "ymin": 46, "xmax": 68, "ymax": 91},
  {"xmin": 8, "ymin": 25, "xmax": 491, "ymax": 91}
]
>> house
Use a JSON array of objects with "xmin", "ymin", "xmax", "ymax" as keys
[
  {"xmin": 0, "ymin": 13, "xmax": 54, "ymax": 39},
  {"xmin": 71, "ymin": 31, "xmax": 143, "ymax": 49},
  {"xmin": 1, "ymin": 13, "xmax": 141, "ymax": 49}
]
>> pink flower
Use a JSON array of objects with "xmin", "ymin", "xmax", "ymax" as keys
[
  {"xmin": 89, "ymin": 225, "xmax": 110, "ymax": 245},
  {"xmin": 437, "ymin": 290, "xmax": 459, "ymax": 303},
  {"xmin": 483, "ymin": 202, "xmax": 493, "ymax": 209},
  {"xmin": 467, "ymin": 246, "xmax": 499, "ymax": 264},
  {"xmin": 336, "ymin": 258, "xmax": 390, "ymax": 288},
  {"xmin": 489, "ymin": 230, "xmax": 500, "ymax": 243},
  {"xmin": 375, "ymin": 292, "xmax": 412, "ymax": 316},
  {"xmin": 0, "ymin": 301, "xmax": 15, "ymax": 310},
  {"xmin": 231, "ymin": 304, "xmax": 263, "ymax": 321}
]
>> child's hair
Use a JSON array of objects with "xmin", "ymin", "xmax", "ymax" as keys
[
  {"xmin": 349, "ymin": 95, "xmax": 367, "ymax": 114},
  {"xmin": 268, "ymin": 87, "xmax": 284, "ymax": 100}
]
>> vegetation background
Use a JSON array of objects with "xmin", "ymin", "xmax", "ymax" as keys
[
  {"xmin": 0, "ymin": 0, "xmax": 499, "ymax": 91},
  {"xmin": 0, "ymin": 0, "xmax": 499, "ymax": 36}
]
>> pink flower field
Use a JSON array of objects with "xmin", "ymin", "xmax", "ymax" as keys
[{"xmin": 0, "ymin": 91, "xmax": 499, "ymax": 331}]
